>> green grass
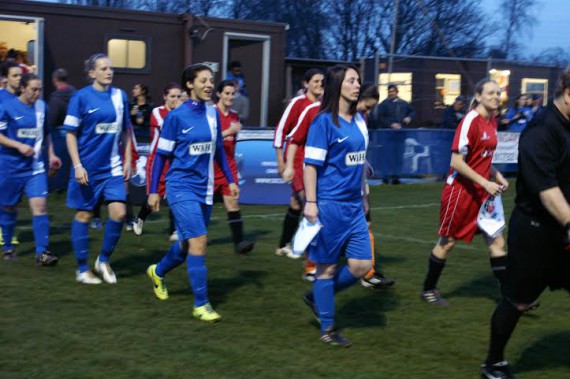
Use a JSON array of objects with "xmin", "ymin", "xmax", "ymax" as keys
[{"xmin": 1, "ymin": 183, "xmax": 569, "ymax": 379}]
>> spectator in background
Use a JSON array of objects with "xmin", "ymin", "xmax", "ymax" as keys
[
  {"xmin": 6, "ymin": 49, "xmax": 30, "ymax": 74},
  {"xmin": 231, "ymin": 81, "xmax": 250, "ymax": 125},
  {"xmin": 370, "ymin": 84, "xmax": 415, "ymax": 129},
  {"xmin": 501, "ymin": 94, "xmax": 533, "ymax": 133},
  {"xmin": 441, "ymin": 95, "xmax": 467, "ymax": 129},
  {"xmin": 47, "ymin": 68, "xmax": 76, "ymax": 190},
  {"xmin": 370, "ymin": 84, "xmax": 415, "ymax": 185},
  {"xmin": 130, "ymin": 83, "xmax": 154, "ymax": 143},
  {"xmin": 531, "ymin": 93, "xmax": 545, "ymax": 116},
  {"xmin": 225, "ymin": 60, "xmax": 247, "ymax": 96}
]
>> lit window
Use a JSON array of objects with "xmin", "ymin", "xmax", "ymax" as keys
[
  {"xmin": 521, "ymin": 78, "xmax": 548, "ymax": 105},
  {"xmin": 107, "ymin": 38, "xmax": 147, "ymax": 70},
  {"xmin": 434, "ymin": 74, "xmax": 461, "ymax": 108},
  {"xmin": 379, "ymin": 73, "xmax": 412, "ymax": 103}
]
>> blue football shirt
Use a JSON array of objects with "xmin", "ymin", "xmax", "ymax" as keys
[
  {"xmin": 63, "ymin": 85, "xmax": 130, "ymax": 180},
  {"xmin": 304, "ymin": 112, "xmax": 369, "ymax": 201},
  {"xmin": 0, "ymin": 97, "xmax": 48, "ymax": 178},
  {"xmin": 156, "ymin": 100, "xmax": 233, "ymax": 205},
  {"xmin": 0, "ymin": 88, "xmax": 17, "ymax": 105}
]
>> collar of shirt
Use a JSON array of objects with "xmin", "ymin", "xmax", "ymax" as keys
[{"xmin": 185, "ymin": 100, "xmax": 206, "ymax": 114}]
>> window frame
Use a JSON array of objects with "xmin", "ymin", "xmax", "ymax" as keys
[
  {"xmin": 105, "ymin": 34, "xmax": 151, "ymax": 74},
  {"xmin": 434, "ymin": 73, "xmax": 461, "ymax": 109},
  {"xmin": 521, "ymin": 78, "xmax": 548, "ymax": 105},
  {"xmin": 378, "ymin": 72, "xmax": 413, "ymax": 103}
]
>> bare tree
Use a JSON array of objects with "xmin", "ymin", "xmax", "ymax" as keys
[
  {"xmin": 498, "ymin": 0, "xmax": 539, "ymax": 59},
  {"xmin": 532, "ymin": 47, "xmax": 570, "ymax": 67},
  {"xmin": 323, "ymin": 0, "xmax": 388, "ymax": 61}
]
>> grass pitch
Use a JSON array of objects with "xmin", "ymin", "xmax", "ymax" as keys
[{"xmin": 1, "ymin": 182, "xmax": 569, "ymax": 378}]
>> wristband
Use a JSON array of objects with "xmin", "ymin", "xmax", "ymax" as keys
[
  {"xmin": 74, "ymin": 164, "xmax": 83, "ymax": 169},
  {"xmin": 306, "ymin": 200, "xmax": 317, "ymax": 203}
]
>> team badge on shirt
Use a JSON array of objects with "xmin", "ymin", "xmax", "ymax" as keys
[
  {"xmin": 345, "ymin": 151, "xmax": 366, "ymax": 166},
  {"xmin": 189, "ymin": 142, "xmax": 213, "ymax": 155},
  {"xmin": 17, "ymin": 128, "xmax": 40, "ymax": 138},
  {"xmin": 95, "ymin": 122, "xmax": 120, "ymax": 134}
]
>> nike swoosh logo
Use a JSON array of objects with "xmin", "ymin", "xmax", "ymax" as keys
[
  {"xmin": 182, "ymin": 127, "xmax": 194, "ymax": 134},
  {"xmin": 14, "ymin": 116, "xmax": 24, "ymax": 121},
  {"xmin": 337, "ymin": 136, "xmax": 348, "ymax": 143},
  {"xmin": 88, "ymin": 108, "xmax": 100, "ymax": 114}
]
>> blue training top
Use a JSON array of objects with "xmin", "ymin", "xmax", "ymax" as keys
[
  {"xmin": 0, "ymin": 97, "xmax": 48, "ymax": 178},
  {"xmin": 63, "ymin": 85, "xmax": 130, "ymax": 180},
  {"xmin": 304, "ymin": 112, "xmax": 369, "ymax": 202},
  {"xmin": 154, "ymin": 100, "xmax": 233, "ymax": 205}
]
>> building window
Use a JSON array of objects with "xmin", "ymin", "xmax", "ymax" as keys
[
  {"xmin": 106, "ymin": 37, "xmax": 149, "ymax": 72},
  {"xmin": 379, "ymin": 72, "xmax": 412, "ymax": 103},
  {"xmin": 521, "ymin": 78, "xmax": 548, "ymax": 105},
  {"xmin": 434, "ymin": 74, "xmax": 461, "ymax": 108}
]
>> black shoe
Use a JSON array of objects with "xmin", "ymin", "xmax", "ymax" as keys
[
  {"xmin": 320, "ymin": 326, "xmax": 351, "ymax": 347},
  {"xmin": 361, "ymin": 272, "xmax": 395, "ymax": 289},
  {"xmin": 480, "ymin": 361, "xmax": 516, "ymax": 379},
  {"xmin": 36, "ymin": 251, "xmax": 59, "ymax": 266},
  {"xmin": 420, "ymin": 289, "xmax": 449, "ymax": 307},
  {"xmin": 2, "ymin": 250, "xmax": 17, "ymax": 261},
  {"xmin": 303, "ymin": 292, "xmax": 319, "ymax": 322},
  {"xmin": 235, "ymin": 240, "xmax": 254, "ymax": 255}
]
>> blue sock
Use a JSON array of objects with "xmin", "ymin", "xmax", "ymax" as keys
[
  {"xmin": 156, "ymin": 242, "xmax": 185, "ymax": 277},
  {"xmin": 32, "ymin": 214, "xmax": 50, "ymax": 255},
  {"xmin": 71, "ymin": 219, "xmax": 89, "ymax": 272},
  {"xmin": 186, "ymin": 254, "xmax": 208, "ymax": 307},
  {"xmin": 313, "ymin": 278, "xmax": 335, "ymax": 332},
  {"xmin": 1, "ymin": 210, "xmax": 17, "ymax": 252},
  {"xmin": 98, "ymin": 219, "xmax": 124, "ymax": 263},
  {"xmin": 333, "ymin": 265, "xmax": 359, "ymax": 293}
]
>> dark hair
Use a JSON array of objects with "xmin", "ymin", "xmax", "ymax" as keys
[
  {"xmin": 387, "ymin": 84, "xmax": 398, "ymax": 91},
  {"xmin": 6, "ymin": 48, "xmax": 18, "ymax": 60},
  {"xmin": 455, "ymin": 95, "xmax": 467, "ymax": 103},
  {"xmin": 1, "ymin": 61, "xmax": 20, "ymax": 77},
  {"xmin": 180, "ymin": 63, "xmax": 213, "ymax": 95},
  {"xmin": 554, "ymin": 67, "xmax": 570, "ymax": 97},
  {"xmin": 304, "ymin": 68, "xmax": 324, "ymax": 83},
  {"xmin": 216, "ymin": 79, "xmax": 236, "ymax": 94},
  {"xmin": 84, "ymin": 53, "xmax": 108, "ymax": 73},
  {"xmin": 229, "ymin": 60, "xmax": 242, "ymax": 70},
  {"xmin": 470, "ymin": 78, "xmax": 498, "ymax": 108},
  {"xmin": 52, "ymin": 68, "xmax": 68, "ymax": 82},
  {"xmin": 134, "ymin": 83, "xmax": 151, "ymax": 102},
  {"xmin": 319, "ymin": 65, "xmax": 360, "ymax": 127},
  {"xmin": 19, "ymin": 73, "xmax": 40, "ymax": 89},
  {"xmin": 360, "ymin": 82, "xmax": 379, "ymax": 102},
  {"xmin": 163, "ymin": 82, "xmax": 181, "ymax": 96}
]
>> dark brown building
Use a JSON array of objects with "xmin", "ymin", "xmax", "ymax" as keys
[
  {"xmin": 363, "ymin": 54, "xmax": 563, "ymax": 127},
  {"xmin": 0, "ymin": 0, "xmax": 286, "ymax": 126}
]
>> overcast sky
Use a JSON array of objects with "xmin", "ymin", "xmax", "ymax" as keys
[{"xmin": 481, "ymin": 0, "xmax": 569, "ymax": 56}]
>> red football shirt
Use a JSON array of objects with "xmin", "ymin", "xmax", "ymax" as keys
[
  {"xmin": 446, "ymin": 109, "xmax": 498, "ymax": 190},
  {"xmin": 214, "ymin": 104, "xmax": 239, "ymax": 183}
]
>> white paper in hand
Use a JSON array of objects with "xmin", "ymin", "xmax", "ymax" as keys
[
  {"xmin": 477, "ymin": 195, "xmax": 506, "ymax": 238},
  {"xmin": 292, "ymin": 217, "xmax": 323, "ymax": 257}
]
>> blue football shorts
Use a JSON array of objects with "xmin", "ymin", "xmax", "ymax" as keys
[
  {"xmin": 170, "ymin": 200, "xmax": 213, "ymax": 240},
  {"xmin": 308, "ymin": 199, "xmax": 372, "ymax": 264},
  {"xmin": 0, "ymin": 173, "xmax": 48, "ymax": 206},
  {"xmin": 66, "ymin": 175, "xmax": 126, "ymax": 210}
]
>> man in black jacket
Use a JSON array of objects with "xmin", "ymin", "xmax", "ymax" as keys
[{"xmin": 48, "ymin": 68, "xmax": 75, "ymax": 190}]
